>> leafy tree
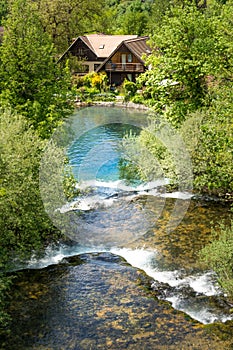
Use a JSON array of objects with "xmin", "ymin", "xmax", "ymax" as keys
[
  {"xmin": 114, "ymin": 0, "xmax": 152, "ymax": 35},
  {"xmin": 122, "ymin": 1, "xmax": 233, "ymax": 199},
  {"xmin": 0, "ymin": 109, "xmax": 58, "ymax": 267},
  {"xmin": 137, "ymin": 3, "xmax": 229, "ymax": 126},
  {"xmin": 181, "ymin": 83, "xmax": 233, "ymax": 198},
  {"xmin": 0, "ymin": 0, "xmax": 74, "ymax": 138},
  {"xmin": 34, "ymin": 0, "xmax": 106, "ymax": 53}
]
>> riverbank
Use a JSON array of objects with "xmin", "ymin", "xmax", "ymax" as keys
[{"xmin": 74, "ymin": 98, "xmax": 150, "ymax": 111}]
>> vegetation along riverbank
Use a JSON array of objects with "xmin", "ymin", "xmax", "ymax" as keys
[{"xmin": 0, "ymin": 0, "xmax": 232, "ymax": 346}]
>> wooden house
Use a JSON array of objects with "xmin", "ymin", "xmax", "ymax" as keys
[
  {"xmin": 96, "ymin": 36, "xmax": 151, "ymax": 86},
  {"xmin": 59, "ymin": 34, "xmax": 151, "ymax": 86}
]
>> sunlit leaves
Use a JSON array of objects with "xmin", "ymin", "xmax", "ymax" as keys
[
  {"xmin": 199, "ymin": 221, "xmax": 233, "ymax": 299},
  {"xmin": 138, "ymin": 3, "xmax": 232, "ymax": 125},
  {"xmin": 0, "ymin": 0, "xmax": 74, "ymax": 138}
]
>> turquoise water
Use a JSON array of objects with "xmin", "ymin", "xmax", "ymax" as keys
[{"xmin": 67, "ymin": 108, "xmax": 145, "ymax": 182}]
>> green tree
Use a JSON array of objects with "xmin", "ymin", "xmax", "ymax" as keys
[
  {"xmin": 34, "ymin": 0, "xmax": 106, "ymax": 53},
  {"xmin": 0, "ymin": 109, "xmax": 59, "ymax": 268},
  {"xmin": 113, "ymin": 0, "xmax": 152, "ymax": 35},
  {"xmin": 138, "ymin": 3, "xmax": 227, "ymax": 126},
  {"xmin": 122, "ymin": 1, "xmax": 233, "ymax": 199},
  {"xmin": 181, "ymin": 83, "xmax": 233, "ymax": 198},
  {"xmin": 0, "ymin": 0, "xmax": 74, "ymax": 138}
]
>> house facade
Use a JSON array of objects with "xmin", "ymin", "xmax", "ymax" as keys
[
  {"xmin": 96, "ymin": 36, "xmax": 151, "ymax": 86},
  {"xmin": 59, "ymin": 34, "xmax": 151, "ymax": 86}
]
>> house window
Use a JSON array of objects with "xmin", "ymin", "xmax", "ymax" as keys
[
  {"xmin": 77, "ymin": 48, "xmax": 84, "ymax": 55},
  {"xmin": 121, "ymin": 54, "xmax": 127, "ymax": 65},
  {"xmin": 128, "ymin": 53, "xmax": 132, "ymax": 63}
]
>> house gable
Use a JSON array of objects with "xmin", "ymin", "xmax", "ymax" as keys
[
  {"xmin": 58, "ymin": 37, "xmax": 99, "ymax": 63},
  {"xmin": 107, "ymin": 43, "xmax": 144, "ymax": 66},
  {"xmin": 69, "ymin": 37, "xmax": 98, "ymax": 61},
  {"xmin": 96, "ymin": 37, "xmax": 150, "ymax": 73}
]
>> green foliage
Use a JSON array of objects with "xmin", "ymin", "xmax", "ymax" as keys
[
  {"xmin": 118, "ymin": 157, "xmax": 141, "ymax": 184},
  {"xmin": 148, "ymin": 0, "xmax": 172, "ymax": 32},
  {"xmin": 75, "ymin": 72, "xmax": 111, "ymax": 101},
  {"xmin": 138, "ymin": 124, "xmax": 177, "ymax": 183},
  {"xmin": 0, "ymin": 0, "xmax": 74, "ymax": 139},
  {"xmin": 119, "ymin": 115, "xmax": 192, "ymax": 186},
  {"xmin": 123, "ymin": 80, "xmax": 137, "ymax": 101},
  {"xmin": 181, "ymin": 84, "xmax": 233, "ymax": 198},
  {"xmin": 0, "ymin": 109, "xmax": 61, "ymax": 267},
  {"xmin": 33, "ymin": 0, "xmax": 106, "ymax": 53},
  {"xmin": 199, "ymin": 221, "xmax": 233, "ymax": 299},
  {"xmin": 137, "ymin": 2, "xmax": 231, "ymax": 127},
  {"xmin": 0, "ymin": 0, "xmax": 8, "ymax": 25},
  {"xmin": 66, "ymin": 54, "xmax": 84, "ymax": 75},
  {"xmin": 123, "ymin": 0, "xmax": 233, "ymax": 200},
  {"xmin": 63, "ymin": 167, "xmax": 81, "ymax": 201},
  {"xmin": 104, "ymin": 0, "xmax": 153, "ymax": 35}
]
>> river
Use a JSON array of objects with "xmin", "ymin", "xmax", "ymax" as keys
[{"xmin": 2, "ymin": 107, "xmax": 233, "ymax": 349}]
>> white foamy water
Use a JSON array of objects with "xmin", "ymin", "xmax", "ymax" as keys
[
  {"xmin": 22, "ymin": 245, "xmax": 232, "ymax": 325},
  {"xmin": 160, "ymin": 191, "xmax": 194, "ymax": 200},
  {"xmin": 60, "ymin": 179, "xmax": 193, "ymax": 214},
  {"xmin": 165, "ymin": 295, "xmax": 229, "ymax": 324},
  {"xmin": 111, "ymin": 248, "xmax": 233, "ymax": 325},
  {"xmin": 76, "ymin": 179, "xmax": 170, "ymax": 193}
]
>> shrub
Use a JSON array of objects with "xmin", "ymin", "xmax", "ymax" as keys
[
  {"xmin": 123, "ymin": 80, "xmax": 137, "ymax": 101},
  {"xmin": 199, "ymin": 220, "xmax": 233, "ymax": 300},
  {"xmin": 180, "ymin": 84, "xmax": 233, "ymax": 199}
]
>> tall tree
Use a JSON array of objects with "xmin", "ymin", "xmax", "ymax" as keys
[
  {"xmin": 138, "ymin": 3, "xmax": 228, "ymax": 126},
  {"xmin": 34, "ymin": 0, "xmax": 106, "ymax": 53},
  {"xmin": 0, "ymin": 0, "xmax": 74, "ymax": 138}
]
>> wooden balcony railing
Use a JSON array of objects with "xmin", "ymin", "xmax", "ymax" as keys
[{"xmin": 105, "ymin": 62, "xmax": 144, "ymax": 72}]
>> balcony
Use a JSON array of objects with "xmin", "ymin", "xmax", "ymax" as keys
[{"xmin": 105, "ymin": 62, "xmax": 144, "ymax": 73}]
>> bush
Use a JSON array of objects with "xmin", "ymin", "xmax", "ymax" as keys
[
  {"xmin": 0, "ymin": 109, "xmax": 62, "ymax": 267},
  {"xmin": 123, "ymin": 80, "xmax": 137, "ymax": 101},
  {"xmin": 131, "ymin": 94, "xmax": 145, "ymax": 104},
  {"xmin": 180, "ymin": 84, "xmax": 233, "ymax": 199},
  {"xmin": 75, "ymin": 72, "xmax": 112, "ymax": 101},
  {"xmin": 76, "ymin": 86, "xmax": 100, "ymax": 101},
  {"xmin": 199, "ymin": 220, "xmax": 233, "ymax": 300},
  {"xmin": 78, "ymin": 72, "xmax": 109, "ymax": 92}
]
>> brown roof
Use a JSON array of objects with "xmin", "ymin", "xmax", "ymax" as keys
[
  {"xmin": 124, "ymin": 36, "xmax": 151, "ymax": 61},
  {"xmin": 82, "ymin": 34, "xmax": 138, "ymax": 58},
  {"xmin": 58, "ymin": 34, "xmax": 138, "ymax": 62}
]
